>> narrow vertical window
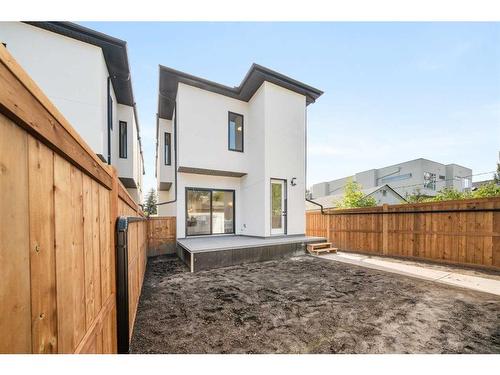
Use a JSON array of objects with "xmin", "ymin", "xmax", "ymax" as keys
[
  {"xmin": 228, "ymin": 112, "xmax": 243, "ymax": 152},
  {"xmin": 119, "ymin": 121, "xmax": 127, "ymax": 158},
  {"xmin": 164, "ymin": 132, "xmax": 171, "ymax": 165}
]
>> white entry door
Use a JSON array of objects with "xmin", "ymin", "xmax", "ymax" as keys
[{"xmin": 270, "ymin": 179, "xmax": 286, "ymax": 235}]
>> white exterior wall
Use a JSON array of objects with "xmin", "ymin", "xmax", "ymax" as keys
[
  {"xmin": 157, "ymin": 118, "xmax": 175, "ymax": 184},
  {"xmin": 239, "ymin": 84, "xmax": 266, "ymax": 236},
  {"xmin": 0, "ymin": 22, "xmax": 108, "ymax": 156},
  {"xmin": 177, "ymin": 83, "xmax": 249, "ymax": 173},
  {"xmin": 157, "ymin": 117, "xmax": 176, "ymax": 216},
  {"xmin": 167, "ymin": 81, "xmax": 308, "ymax": 238},
  {"xmin": 263, "ymin": 82, "xmax": 306, "ymax": 236},
  {"xmin": 446, "ymin": 164, "xmax": 473, "ymax": 191},
  {"xmin": 0, "ymin": 22, "xmax": 143, "ymax": 203},
  {"xmin": 368, "ymin": 189, "xmax": 406, "ymax": 205}
]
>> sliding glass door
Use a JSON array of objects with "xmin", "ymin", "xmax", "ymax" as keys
[{"xmin": 186, "ymin": 188, "xmax": 234, "ymax": 236}]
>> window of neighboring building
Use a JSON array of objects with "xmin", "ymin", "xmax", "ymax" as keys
[
  {"xmin": 228, "ymin": 112, "xmax": 243, "ymax": 152},
  {"xmin": 423, "ymin": 172, "xmax": 437, "ymax": 190},
  {"xmin": 164, "ymin": 132, "xmax": 171, "ymax": 165},
  {"xmin": 462, "ymin": 178, "xmax": 472, "ymax": 189},
  {"xmin": 119, "ymin": 121, "xmax": 127, "ymax": 158},
  {"xmin": 439, "ymin": 175, "xmax": 446, "ymax": 180},
  {"xmin": 380, "ymin": 173, "xmax": 412, "ymax": 183}
]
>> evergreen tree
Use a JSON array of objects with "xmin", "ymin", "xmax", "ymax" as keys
[{"xmin": 143, "ymin": 188, "xmax": 157, "ymax": 217}]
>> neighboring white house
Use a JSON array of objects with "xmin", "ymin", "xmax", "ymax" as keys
[
  {"xmin": 156, "ymin": 64, "xmax": 323, "ymax": 238},
  {"xmin": 0, "ymin": 22, "xmax": 144, "ymax": 203},
  {"xmin": 306, "ymin": 184, "xmax": 406, "ymax": 210},
  {"xmin": 311, "ymin": 158, "xmax": 472, "ymax": 200}
]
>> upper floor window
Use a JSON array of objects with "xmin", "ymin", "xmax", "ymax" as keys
[
  {"xmin": 119, "ymin": 121, "xmax": 127, "ymax": 158},
  {"xmin": 228, "ymin": 112, "xmax": 243, "ymax": 152},
  {"xmin": 423, "ymin": 172, "xmax": 436, "ymax": 190},
  {"xmin": 164, "ymin": 132, "xmax": 171, "ymax": 165}
]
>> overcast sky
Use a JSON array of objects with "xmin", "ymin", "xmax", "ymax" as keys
[{"xmin": 82, "ymin": 22, "xmax": 500, "ymax": 198}]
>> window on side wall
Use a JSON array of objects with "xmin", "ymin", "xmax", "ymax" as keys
[
  {"xmin": 164, "ymin": 132, "xmax": 171, "ymax": 165},
  {"xmin": 228, "ymin": 112, "xmax": 243, "ymax": 152},
  {"xmin": 423, "ymin": 172, "xmax": 436, "ymax": 190},
  {"xmin": 119, "ymin": 121, "xmax": 127, "ymax": 158}
]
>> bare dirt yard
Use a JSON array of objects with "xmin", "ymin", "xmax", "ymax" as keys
[{"xmin": 130, "ymin": 255, "xmax": 500, "ymax": 354}]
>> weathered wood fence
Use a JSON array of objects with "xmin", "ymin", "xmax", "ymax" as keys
[
  {"xmin": 306, "ymin": 198, "xmax": 500, "ymax": 270},
  {"xmin": 0, "ymin": 45, "xmax": 148, "ymax": 353}
]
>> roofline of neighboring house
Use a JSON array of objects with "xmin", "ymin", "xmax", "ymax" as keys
[
  {"xmin": 24, "ymin": 21, "xmax": 145, "ymax": 176},
  {"xmin": 157, "ymin": 63, "xmax": 324, "ymax": 120},
  {"xmin": 307, "ymin": 183, "xmax": 407, "ymax": 210},
  {"xmin": 369, "ymin": 184, "xmax": 407, "ymax": 202}
]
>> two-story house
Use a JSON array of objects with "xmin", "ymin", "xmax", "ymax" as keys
[
  {"xmin": 0, "ymin": 22, "xmax": 144, "ymax": 202},
  {"xmin": 156, "ymin": 64, "xmax": 323, "ymax": 241}
]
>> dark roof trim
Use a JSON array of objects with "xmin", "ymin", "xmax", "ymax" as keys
[
  {"xmin": 158, "ymin": 63, "xmax": 323, "ymax": 120},
  {"xmin": 24, "ymin": 22, "xmax": 134, "ymax": 106},
  {"xmin": 23, "ymin": 21, "xmax": 145, "ymax": 175}
]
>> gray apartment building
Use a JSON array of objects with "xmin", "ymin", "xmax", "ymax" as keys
[{"xmin": 311, "ymin": 158, "xmax": 472, "ymax": 199}]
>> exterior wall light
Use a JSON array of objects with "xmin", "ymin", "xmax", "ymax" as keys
[{"xmin": 291, "ymin": 177, "xmax": 297, "ymax": 186}]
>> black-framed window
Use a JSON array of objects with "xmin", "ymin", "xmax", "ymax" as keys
[
  {"xmin": 164, "ymin": 132, "xmax": 171, "ymax": 165},
  {"xmin": 228, "ymin": 112, "xmax": 243, "ymax": 152},
  {"xmin": 119, "ymin": 121, "xmax": 127, "ymax": 158},
  {"xmin": 185, "ymin": 188, "xmax": 235, "ymax": 236}
]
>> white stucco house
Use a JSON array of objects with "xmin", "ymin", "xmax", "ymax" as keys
[
  {"xmin": 0, "ymin": 22, "xmax": 144, "ymax": 202},
  {"xmin": 155, "ymin": 64, "xmax": 323, "ymax": 240}
]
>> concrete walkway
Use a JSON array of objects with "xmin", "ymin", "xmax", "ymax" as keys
[{"xmin": 316, "ymin": 251, "xmax": 500, "ymax": 296}]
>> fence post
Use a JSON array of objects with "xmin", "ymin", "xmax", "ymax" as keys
[
  {"xmin": 382, "ymin": 204, "xmax": 388, "ymax": 255},
  {"xmin": 109, "ymin": 167, "xmax": 119, "ymax": 353},
  {"xmin": 326, "ymin": 210, "xmax": 331, "ymax": 242}
]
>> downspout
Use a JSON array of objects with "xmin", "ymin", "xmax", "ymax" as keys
[
  {"xmin": 107, "ymin": 76, "xmax": 112, "ymax": 165},
  {"xmin": 156, "ymin": 101, "xmax": 178, "ymax": 207},
  {"xmin": 304, "ymin": 105, "xmax": 326, "ymax": 215}
]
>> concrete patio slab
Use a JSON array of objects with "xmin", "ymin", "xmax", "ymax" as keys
[{"xmin": 317, "ymin": 252, "xmax": 500, "ymax": 296}]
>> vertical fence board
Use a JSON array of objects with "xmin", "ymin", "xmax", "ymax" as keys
[
  {"xmin": 54, "ymin": 156, "xmax": 86, "ymax": 353},
  {"xmin": 28, "ymin": 138, "xmax": 57, "ymax": 353},
  {"xmin": 83, "ymin": 174, "xmax": 101, "ymax": 330},
  {"xmin": 0, "ymin": 116, "xmax": 31, "ymax": 353},
  {"xmin": 99, "ymin": 187, "xmax": 112, "ymax": 303}
]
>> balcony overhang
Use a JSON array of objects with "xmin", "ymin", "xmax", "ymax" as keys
[
  {"xmin": 158, "ymin": 182, "xmax": 172, "ymax": 191},
  {"xmin": 178, "ymin": 166, "xmax": 247, "ymax": 178},
  {"xmin": 119, "ymin": 177, "xmax": 138, "ymax": 189}
]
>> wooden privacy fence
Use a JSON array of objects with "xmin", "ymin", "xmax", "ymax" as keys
[
  {"xmin": 147, "ymin": 216, "xmax": 177, "ymax": 257},
  {"xmin": 0, "ymin": 45, "xmax": 147, "ymax": 353},
  {"xmin": 306, "ymin": 197, "xmax": 500, "ymax": 270}
]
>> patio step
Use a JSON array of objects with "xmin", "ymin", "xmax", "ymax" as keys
[{"xmin": 307, "ymin": 242, "xmax": 338, "ymax": 255}]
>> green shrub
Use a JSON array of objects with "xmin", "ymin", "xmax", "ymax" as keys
[
  {"xmin": 335, "ymin": 180, "xmax": 377, "ymax": 208},
  {"xmin": 472, "ymin": 182, "xmax": 500, "ymax": 198}
]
